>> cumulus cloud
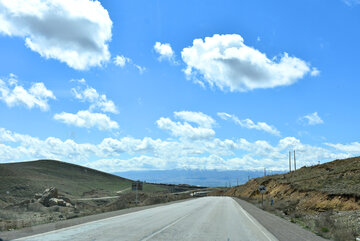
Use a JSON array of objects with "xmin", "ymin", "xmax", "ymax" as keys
[
  {"xmin": 156, "ymin": 117, "xmax": 215, "ymax": 139},
  {"xmin": 71, "ymin": 85, "xmax": 118, "ymax": 114},
  {"xmin": 181, "ymin": 34, "xmax": 314, "ymax": 92},
  {"xmin": 300, "ymin": 112, "xmax": 324, "ymax": 125},
  {"xmin": 218, "ymin": 112, "xmax": 280, "ymax": 136},
  {"xmin": 154, "ymin": 42, "xmax": 175, "ymax": 62},
  {"xmin": 325, "ymin": 142, "xmax": 360, "ymax": 155},
  {"xmin": 54, "ymin": 79, "xmax": 118, "ymax": 131},
  {"xmin": 0, "ymin": 74, "xmax": 55, "ymax": 111},
  {"xmin": 0, "ymin": 126, "xmax": 353, "ymax": 171},
  {"xmin": 113, "ymin": 55, "xmax": 130, "ymax": 68},
  {"xmin": 174, "ymin": 111, "xmax": 216, "ymax": 128},
  {"xmin": 113, "ymin": 55, "xmax": 146, "ymax": 73},
  {"xmin": 54, "ymin": 110, "xmax": 119, "ymax": 131},
  {"xmin": 0, "ymin": 127, "xmax": 97, "ymax": 162},
  {"xmin": 86, "ymin": 156, "xmax": 167, "ymax": 172},
  {"xmin": 310, "ymin": 67, "xmax": 320, "ymax": 76},
  {"xmin": 0, "ymin": 0, "xmax": 112, "ymax": 70}
]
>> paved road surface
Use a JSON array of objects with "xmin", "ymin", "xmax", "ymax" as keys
[{"xmin": 15, "ymin": 197, "xmax": 278, "ymax": 241}]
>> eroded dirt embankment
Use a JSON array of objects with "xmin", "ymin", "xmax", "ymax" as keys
[
  {"xmin": 226, "ymin": 178, "xmax": 360, "ymax": 213},
  {"xmin": 222, "ymin": 157, "xmax": 360, "ymax": 240}
]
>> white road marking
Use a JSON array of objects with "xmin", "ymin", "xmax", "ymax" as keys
[{"xmin": 140, "ymin": 213, "xmax": 192, "ymax": 241}]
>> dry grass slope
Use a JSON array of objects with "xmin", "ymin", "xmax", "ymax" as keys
[
  {"xmin": 0, "ymin": 160, "xmax": 202, "ymax": 232},
  {"xmin": 0, "ymin": 159, "xmax": 169, "ymax": 207},
  {"xmin": 225, "ymin": 156, "xmax": 360, "ymax": 241}
]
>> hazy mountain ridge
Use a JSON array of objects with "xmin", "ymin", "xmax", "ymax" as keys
[{"xmin": 115, "ymin": 169, "xmax": 285, "ymax": 187}]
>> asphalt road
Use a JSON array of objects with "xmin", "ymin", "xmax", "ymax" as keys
[{"xmin": 14, "ymin": 197, "xmax": 278, "ymax": 241}]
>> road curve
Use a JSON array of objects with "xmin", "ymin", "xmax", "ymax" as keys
[{"xmin": 15, "ymin": 197, "xmax": 278, "ymax": 241}]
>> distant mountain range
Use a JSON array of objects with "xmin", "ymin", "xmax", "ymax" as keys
[{"xmin": 114, "ymin": 169, "xmax": 285, "ymax": 187}]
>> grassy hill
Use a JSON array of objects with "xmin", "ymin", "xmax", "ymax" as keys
[
  {"xmin": 0, "ymin": 160, "xmax": 203, "ymax": 232},
  {"xmin": 0, "ymin": 159, "xmax": 167, "ymax": 207}
]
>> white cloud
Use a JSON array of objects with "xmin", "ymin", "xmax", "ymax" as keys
[
  {"xmin": 135, "ymin": 64, "xmax": 146, "ymax": 74},
  {"xmin": 113, "ymin": 55, "xmax": 130, "ymax": 68},
  {"xmin": 174, "ymin": 111, "xmax": 216, "ymax": 128},
  {"xmin": 0, "ymin": 127, "xmax": 98, "ymax": 162},
  {"xmin": 301, "ymin": 112, "xmax": 324, "ymax": 125},
  {"xmin": 325, "ymin": 142, "xmax": 360, "ymax": 155},
  {"xmin": 71, "ymin": 85, "xmax": 118, "ymax": 114},
  {"xmin": 310, "ymin": 67, "xmax": 320, "ymax": 76},
  {"xmin": 86, "ymin": 156, "xmax": 167, "ymax": 172},
  {"xmin": 218, "ymin": 112, "xmax": 280, "ymax": 136},
  {"xmin": 54, "ymin": 110, "xmax": 119, "ymax": 131},
  {"xmin": 181, "ymin": 34, "xmax": 314, "ymax": 92},
  {"xmin": 343, "ymin": 0, "xmax": 360, "ymax": 6},
  {"xmin": 0, "ymin": 126, "xmax": 353, "ymax": 171},
  {"xmin": 156, "ymin": 117, "xmax": 215, "ymax": 139},
  {"xmin": 0, "ymin": 75, "xmax": 55, "ymax": 111},
  {"xmin": 113, "ymin": 55, "xmax": 146, "ymax": 73},
  {"xmin": 0, "ymin": 0, "xmax": 112, "ymax": 70},
  {"xmin": 70, "ymin": 78, "xmax": 86, "ymax": 84},
  {"xmin": 54, "ymin": 80, "xmax": 118, "ymax": 131},
  {"xmin": 154, "ymin": 42, "xmax": 175, "ymax": 62}
]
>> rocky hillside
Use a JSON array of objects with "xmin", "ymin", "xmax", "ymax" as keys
[
  {"xmin": 227, "ymin": 156, "xmax": 360, "ymax": 212},
  {"xmin": 225, "ymin": 156, "xmax": 360, "ymax": 240},
  {"xmin": 0, "ymin": 159, "xmax": 167, "ymax": 208}
]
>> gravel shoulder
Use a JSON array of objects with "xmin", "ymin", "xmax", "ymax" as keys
[{"xmin": 233, "ymin": 197, "xmax": 329, "ymax": 241}]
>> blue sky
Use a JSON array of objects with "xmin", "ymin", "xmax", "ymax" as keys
[{"xmin": 0, "ymin": 0, "xmax": 359, "ymax": 172}]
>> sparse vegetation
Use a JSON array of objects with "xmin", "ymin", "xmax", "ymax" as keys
[
  {"xmin": 321, "ymin": 227, "xmax": 329, "ymax": 233},
  {"xmin": 224, "ymin": 156, "xmax": 360, "ymax": 241}
]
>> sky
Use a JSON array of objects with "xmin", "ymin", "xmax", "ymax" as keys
[{"xmin": 0, "ymin": 0, "xmax": 359, "ymax": 173}]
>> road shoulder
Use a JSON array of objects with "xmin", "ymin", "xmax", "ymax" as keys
[{"xmin": 233, "ymin": 197, "xmax": 328, "ymax": 241}]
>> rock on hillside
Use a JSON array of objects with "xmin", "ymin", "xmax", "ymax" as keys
[{"xmin": 36, "ymin": 187, "xmax": 73, "ymax": 207}]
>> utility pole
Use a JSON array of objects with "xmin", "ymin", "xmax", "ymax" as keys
[
  {"xmin": 248, "ymin": 175, "xmax": 250, "ymax": 181},
  {"xmin": 264, "ymin": 168, "xmax": 266, "ymax": 176},
  {"xmin": 289, "ymin": 151, "xmax": 292, "ymax": 172},
  {"xmin": 294, "ymin": 150, "xmax": 296, "ymax": 171}
]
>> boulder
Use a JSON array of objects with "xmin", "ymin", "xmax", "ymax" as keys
[
  {"xmin": 65, "ymin": 202, "xmax": 73, "ymax": 208},
  {"xmin": 43, "ymin": 187, "xmax": 58, "ymax": 198},
  {"xmin": 47, "ymin": 198, "xmax": 73, "ymax": 208},
  {"xmin": 39, "ymin": 187, "xmax": 58, "ymax": 207},
  {"xmin": 34, "ymin": 193, "xmax": 42, "ymax": 199},
  {"xmin": 58, "ymin": 196, "xmax": 73, "ymax": 205},
  {"xmin": 48, "ymin": 198, "xmax": 59, "ymax": 207},
  {"xmin": 57, "ymin": 199, "xmax": 66, "ymax": 207}
]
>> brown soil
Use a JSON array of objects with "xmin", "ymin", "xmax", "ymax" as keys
[{"xmin": 223, "ymin": 156, "xmax": 360, "ymax": 240}]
